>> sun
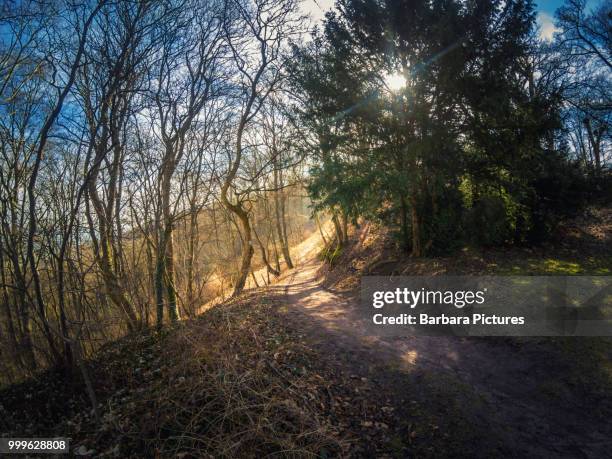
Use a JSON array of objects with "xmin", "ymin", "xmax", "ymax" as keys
[{"xmin": 384, "ymin": 71, "xmax": 407, "ymax": 92}]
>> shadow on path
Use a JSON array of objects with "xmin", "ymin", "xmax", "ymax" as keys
[{"xmin": 267, "ymin": 258, "xmax": 612, "ymax": 458}]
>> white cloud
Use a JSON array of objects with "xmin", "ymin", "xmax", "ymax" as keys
[
  {"xmin": 301, "ymin": 0, "xmax": 334, "ymax": 24},
  {"xmin": 537, "ymin": 12, "xmax": 559, "ymax": 42}
]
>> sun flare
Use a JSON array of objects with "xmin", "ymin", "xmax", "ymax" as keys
[{"xmin": 384, "ymin": 72, "xmax": 407, "ymax": 91}]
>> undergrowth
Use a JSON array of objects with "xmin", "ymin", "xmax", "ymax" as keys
[
  {"xmin": 318, "ymin": 242, "xmax": 343, "ymax": 267},
  {"xmin": 0, "ymin": 294, "xmax": 345, "ymax": 458}
]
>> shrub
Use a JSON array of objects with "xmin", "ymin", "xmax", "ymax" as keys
[{"xmin": 464, "ymin": 195, "xmax": 514, "ymax": 246}]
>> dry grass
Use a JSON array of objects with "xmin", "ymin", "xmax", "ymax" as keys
[
  {"xmin": 140, "ymin": 295, "xmax": 344, "ymax": 458},
  {"xmin": 0, "ymin": 292, "xmax": 346, "ymax": 458},
  {"xmin": 39, "ymin": 292, "xmax": 344, "ymax": 458}
]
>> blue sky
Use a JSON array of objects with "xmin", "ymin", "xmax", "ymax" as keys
[
  {"xmin": 302, "ymin": 0, "xmax": 599, "ymax": 41},
  {"xmin": 538, "ymin": 0, "xmax": 566, "ymax": 40},
  {"xmin": 538, "ymin": 0, "xmax": 566, "ymax": 15},
  {"xmin": 535, "ymin": 0, "xmax": 598, "ymax": 40}
]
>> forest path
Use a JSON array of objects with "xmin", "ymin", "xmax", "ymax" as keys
[{"xmin": 266, "ymin": 254, "xmax": 611, "ymax": 458}]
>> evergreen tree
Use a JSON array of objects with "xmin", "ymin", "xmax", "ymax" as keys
[{"xmin": 292, "ymin": 0, "xmax": 567, "ymax": 252}]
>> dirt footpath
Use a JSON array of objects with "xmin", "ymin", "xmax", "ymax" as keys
[{"xmin": 268, "ymin": 256, "xmax": 612, "ymax": 458}]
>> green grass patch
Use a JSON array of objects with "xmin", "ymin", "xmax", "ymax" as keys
[
  {"xmin": 498, "ymin": 256, "xmax": 612, "ymax": 275},
  {"xmin": 319, "ymin": 243, "xmax": 344, "ymax": 267}
]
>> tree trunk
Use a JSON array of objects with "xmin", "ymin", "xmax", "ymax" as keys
[
  {"xmin": 232, "ymin": 208, "xmax": 255, "ymax": 296},
  {"xmin": 159, "ymin": 149, "xmax": 180, "ymax": 322},
  {"xmin": 100, "ymin": 259, "xmax": 139, "ymax": 329},
  {"xmin": 271, "ymin": 227, "xmax": 281, "ymax": 273},
  {"xmin": 410, "ymin": 196, "xmax": 422, "ymax": 257},
  {"xmin": 73, "ymin": 340, "xmax": 100, "ymax": 425},
  {"xmin": 165, "ymin": 229, "xmax": 179, "ymax": 322},
  {"xmin": 221, "ymin": 111, "xmax": 256, "ymax": 297},
  {"xmin": 274, "ymin": 169, "xmax": 293, "ymax": 269},
  {"xmin": 250, "ymin": 270, "xmax": 260, "ymax": 288},
  {"xmin": 400, "ymin": 196, "xmax": 409, "ymax": 254},
  {"xmin": 332, "ymin": 212, "xmax": 345, "ymax": 247},
  {"xmin": 154, "ymin": 230, "xmax": 179, "ymax": 326},
  {"xmin": 314, "ymin": 212, "xmax": 328, "ymax": 246},
  {"xmin": 18, "ymin": 307, "xmax": 37, "ymax": 372},
  {"xmin": 341, "ymin": 209, "xmax": 349, "ymax": 245},
  {"xmin": 0, "ymin": 247, "xmax": 19, "ymax": 365},
  {"xmin": 186, "ymin": 209, "xmax": 197, "ymax": 315},
  {"xmin": 253, "ymin": 227, "xmax": 280, "ymax": 277},
  {"xmin": 87, "ymin": 147, "xmax": 139, "ymax": 331},
  {"xmin": 98, "ymin": 216, "xmax": 139, "ymax": 329},
  {"xmin": 155, "ymin": 242, "xmax": 165, "ymax": 328},
  {"xmin": 585, "ymin": 118, "xmax": 602, "ymax": 174},
  {"xmin": 8, "ymin": 250, "xmax": 37, "ymax": 370},
  {"xmin": 57, "ymin": 256, "xmax": 74, "ymax": 370}
]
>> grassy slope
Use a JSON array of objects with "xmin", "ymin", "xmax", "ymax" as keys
[
  {"xmin": 2, "ymin": 292, "xmax": 469, "ymax": 457},
  {"xmin": 0, "ymin": 293, "xmax": 347, "ymax": 457},
  {"xmin": 0, "ymin": 208, "xmax": 610, "ymax": 458},
  {"xmin": 318, "ymin": 207, "xmax": 612, "ymax": 454},
  {"xmin": 0, "ymin": 293, "xmax": 501, "ymax": 458}
]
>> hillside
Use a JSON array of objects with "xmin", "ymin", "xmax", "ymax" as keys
[
  {"xmin": 1, "ymin": 1, "xmax": 610, "ymax": 457},
  {"xmin": 1, "ymin": 208, "xmax": 611, "ymax": 457}
]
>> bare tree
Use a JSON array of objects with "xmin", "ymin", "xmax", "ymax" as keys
[
  {"xmin": 221, "ymin": 0, "xmax": 303, "ymax": 296},
  {"xmin": 77, "ymin": 0, "xmax": 164, "ymax": 330},
  {"xmin": 149, "ymin": 0, "xmax": 225, "ymax": 326}
]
